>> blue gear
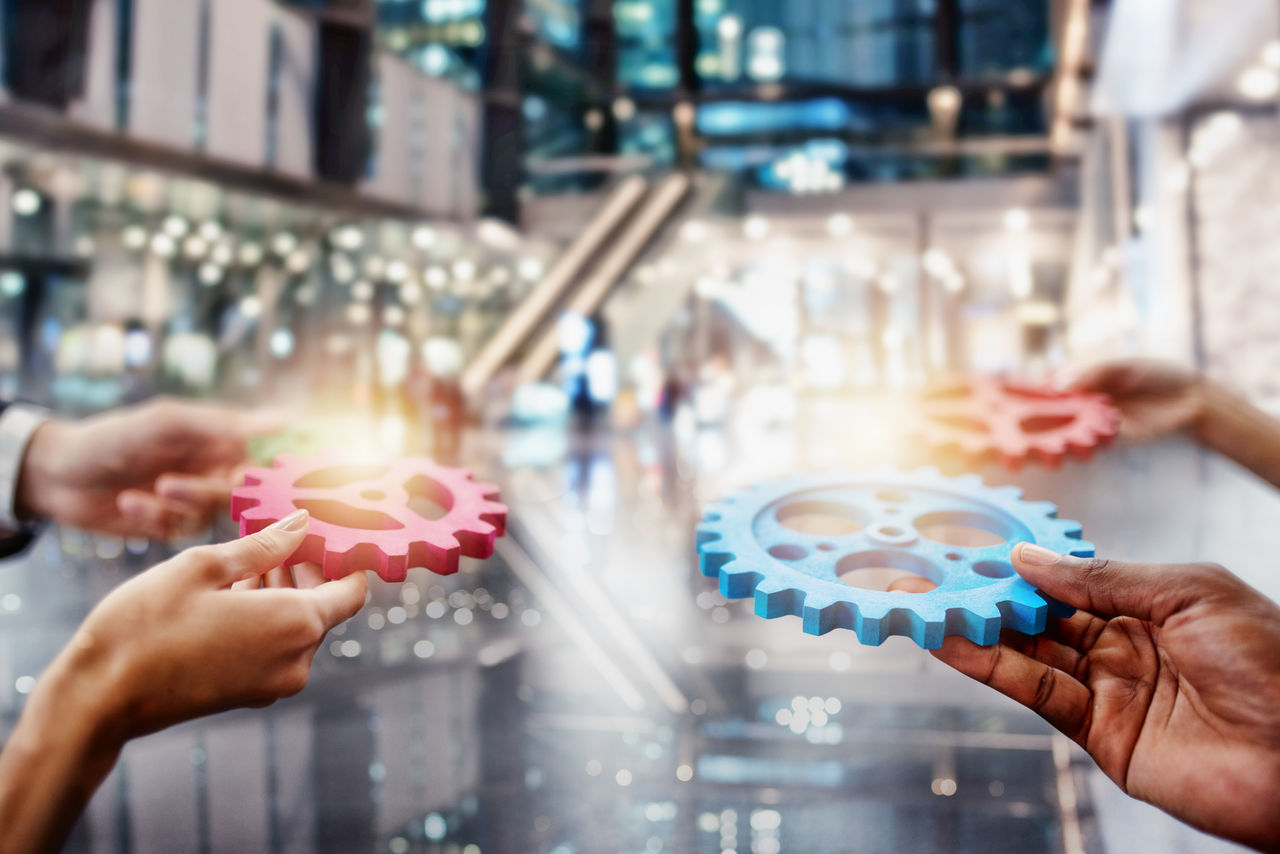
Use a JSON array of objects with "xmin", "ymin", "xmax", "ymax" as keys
[{"xmin": 696, "ymin": 468, "xmax": 1092, "ymax": 649}]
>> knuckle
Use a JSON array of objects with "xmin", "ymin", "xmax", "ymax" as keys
[
  {"xmin": 1080, "ymin": 557, "xmax": 1113, "ymax": 577},
  {"xmin": 183, "ymin": 545, "xmax": 221, "ymax": 574},
  {"xmin": 277, "ymin": 664, "xmax": 311, "ymax": 698},
  {"xmin": 1187, "ymin": 561, "xmax": 1237, "ymax": 592},
  {"xmin": 300, "ymin": 611, "xmax": 328, "ymax": 645},
  {"xmin": 1030, "ymin": 668, "xmax": 1058, "ymax": 711}
]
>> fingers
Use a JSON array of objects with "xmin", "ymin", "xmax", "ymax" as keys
[
  {"xmin": 307, "ymin": 570, "xmax": 369, "ymax": 630},
  {"xmin": 156, "ymin": 473, "xmax": 234, "ymax": 517},
  {"xmin": 190, "ymin": 509, "xmax": 311, "ymax": 587},
  {"xmin": 1066, "ymin": 362, "xmax": 1133, "ymax": 394},
  {"xmin": 1013, "ymin": 543, "xmax": 1219, "ymax": 625},
  {"xmin": 117, "ymin": 490, "xmax": 203, "ymax": 539},
  {"xmin": 291, "ymin": 562, "xmax": 327, "ymax": 589},
  {"xmin": 231, "ymin": 563, "xmax": 325, "ymax": 591},
  {"xmin": 152, "ymin": 398, "xmax": 287, "ymax": 442},
  {"xmin": 932, "ymin": 634, "xmax": 1092, "ymax": 742},
  {"xmin": 262, "ymin": 566, "xmax": 295, "ymax": 589}
]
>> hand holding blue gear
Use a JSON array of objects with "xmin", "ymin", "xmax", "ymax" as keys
[{"xmin": 696, "ymin": 468, "xmax": 1092, "ymax": 649}]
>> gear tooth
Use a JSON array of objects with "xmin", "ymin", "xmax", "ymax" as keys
[
  {"xmin": 754, "ymin": 578, "xmax": 804, "ymax": 620},
  {"xmin": 1056, "ymin": 519, "xmax": 1084, "ymax": 539},
  {"xmin": 697, "ymin": 533, "xmax": 736, "ymax": 576},
  {"xmin": 953, "ymin": 473, "xmax": 984, "ymax": 489},
  {"xmin": 802, "ymin": 598, "xmax": 853, "ymax": 635},
  {"xmin": 1025, "ymin": 501, "xmax": 1058, "ymax": 519},
  {"xmin": 994, "ymin": 484, "xmax": 1023, "ymax": 500},
  {"xmin": 945, "ymin": 604, "xmax": 1003, "ymax": 646},
  {"xmin": 695, "ymin": 522, "xmax": 723, "ymax": 546},
  {"xmin": 998, "ymin": 583, "xmax": 1049, "ymax": 634},
  {"xmin": 719, "ymin": 561, "xmax": 763, "ymax": 599},
  {"xmin": 1066, "ymin": 539, "xmax": 1095, "ymax": 558}
]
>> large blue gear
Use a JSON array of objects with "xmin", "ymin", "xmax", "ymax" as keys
[{"xmin": 696, "ymin": 468, "xmax": 1092, "ymax": 649}]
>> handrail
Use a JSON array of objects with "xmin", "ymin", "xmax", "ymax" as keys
[
  {"xmin": 516, "ymin": 172, "xmax": 691, "ymax": 384},
  {"xmin": 459, "ymin": 175, "xmax": 649, "ymax": 399}
]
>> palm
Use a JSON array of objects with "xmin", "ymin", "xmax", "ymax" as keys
[
  {"xmin": 1074, "ymin": 611, "xmax": 1280, "ymax": 836},
  {"xmin": 945, "ymin": 565, "xmax": 1280, "ymax": 852}
]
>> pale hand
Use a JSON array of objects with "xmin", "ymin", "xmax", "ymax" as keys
[
  {"xmin": 0, "ymin": 510, "xmax": 368, "ymax": 854},
  {"xmin": 17, "ymin": 398, "xmax": 281, "ymax": 538}
]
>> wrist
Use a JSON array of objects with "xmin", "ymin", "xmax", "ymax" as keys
[
  {"xmin": 15, "ymin": 419, "xmax": 71, "ymax": 524},
  {"xmin": 28, "ymin": 634, "xmax": 131, "ymax": 761}
]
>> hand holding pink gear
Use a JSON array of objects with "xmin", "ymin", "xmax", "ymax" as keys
[
  {"xmin": 914, "ymin": 377, "xmax": 1121, "ymax": 469},
  {"xmin": 231, "ymin": 454, "xmax": 507, "ymax": 581}
]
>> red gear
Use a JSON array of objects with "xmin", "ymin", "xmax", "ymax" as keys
[
  {"xmin": 231, "ymin": 454, "xmax": 507, "ymax": 581},
  {"xmin": 914, "ymin": 377, "xmax": 1120, "ymax": 469}
]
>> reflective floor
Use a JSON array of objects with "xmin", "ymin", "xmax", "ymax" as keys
[{"xmin": 1, "ymin": 409, "xmax": 1274, "ymax": 854}]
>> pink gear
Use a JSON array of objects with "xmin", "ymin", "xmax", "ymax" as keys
[
  {"xmin": 231, "ymin": 454, "xmax": 507, "ymax": 581},
  {"xmin": 914, "ymin": 377, "xmax": 1121, "ymax": 469}
]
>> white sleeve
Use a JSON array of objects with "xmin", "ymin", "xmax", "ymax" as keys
[{"xmin": 0, "ymin": 403, "xmax": 51, "ymax": 530}]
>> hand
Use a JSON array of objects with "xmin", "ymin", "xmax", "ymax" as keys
[
  {"xmin": 931, "ymin": 544, "xmax": 1280, "ymax": 852},
  {"xmin": 61, "ymin": 509, "xmax": 366, "ymax": 738},
  {"xmin": 16, "ymin": 397, "xmax": 281, "ymax": 538},
  {"xmin": 1069, "ymin": 359, "xmax": 1203, "ymax": 441},
  {"xmin": 0, "ymin": 509, "xmax": 367, "ymax": 854}
]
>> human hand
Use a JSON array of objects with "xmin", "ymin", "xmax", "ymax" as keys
[
  {"xmin": 0, "ymin": 509, "xmax": 366, "ymax": 854},
  {"xmin": 16, "ymin": 397, "xmax": 281, "ymax": 538},
  {"xmin": 1069, "ymin": 358, "xmax": 1203, "ymax": 441},
  {"xmin": 931, "ymin": 544, "xmax": 1280, "ymax": 852},
  {"xmin": 55, "ymin": 509, "xmax": 365, "ymax": 739}
]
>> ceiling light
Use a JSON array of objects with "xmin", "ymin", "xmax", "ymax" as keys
[{"xmin": 1238, "ymin": 66, "xmax": 1280, "ymax": 101}]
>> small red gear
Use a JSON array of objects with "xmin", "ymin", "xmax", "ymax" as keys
[
  {"xmin": 913, "ymin": 377, "xmax": 1120, "ymax": 469},
  {"xmin": 230, "ymin": 454, "xmax": 507, "ymax": 581}
]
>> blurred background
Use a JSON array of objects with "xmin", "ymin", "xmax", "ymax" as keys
[{"xmin": 0, "ymin": 0, "xmax": 1278, "ymax": 852}]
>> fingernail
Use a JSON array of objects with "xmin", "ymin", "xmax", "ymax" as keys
[
  {"xmin": 268, "ymin": 509, "xmax": 308, "ymax": 532},
  {"xmin": 1017, "ymin": 543, "xmax": 1060, "ymax": 566}
]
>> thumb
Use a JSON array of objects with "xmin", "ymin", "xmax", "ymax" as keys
[
  {"xmin": 195, "ymin": 509, "xmax": 310, "ymax": 587},
  {"xmin": 1013, "ymin": 543, "xmax": 1212, "ymax": 625}
]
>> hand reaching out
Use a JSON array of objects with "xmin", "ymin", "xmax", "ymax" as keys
[
  {"xmin": 932, "ymin": 544, "xmax": 1280, "ymax": 852},
  {"xmin": 1070, "ymin": 359, "xmax": 1204, "ymax": 441},
  {"xmin": 16, "ymin": 397, "xmax": 281, "ymax": 539},
  {"xmin": 0, "ymin": 509, "xmax": 368, "ymax": 854}
]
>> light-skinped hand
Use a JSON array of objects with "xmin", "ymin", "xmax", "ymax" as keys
[
  {"xmin": 16, "ymin": 397, "xmax": 282, "ymax": 539},
  {"xmin": 1068, "ymin": 358, "xmax": 1203, "ymax": 441},
  {"xmin": 912, "ymin": 545, "xmax": 1280, "ymax": 852},
  {"xmin": 0, "ymin": 510, "xmax": 368, "ymax": 854}
]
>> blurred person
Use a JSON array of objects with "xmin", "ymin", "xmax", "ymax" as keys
[
  {"xmin": 1071, "ymin": 358, "xmax": 1280, "ymax": 489},
  {"xmin": 0, "ymin": 397, "xmax": 280, "ymax": 555},
  {"xmin": 0, "ymin": 510, "xmax": 368, "ymax": 854}
]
